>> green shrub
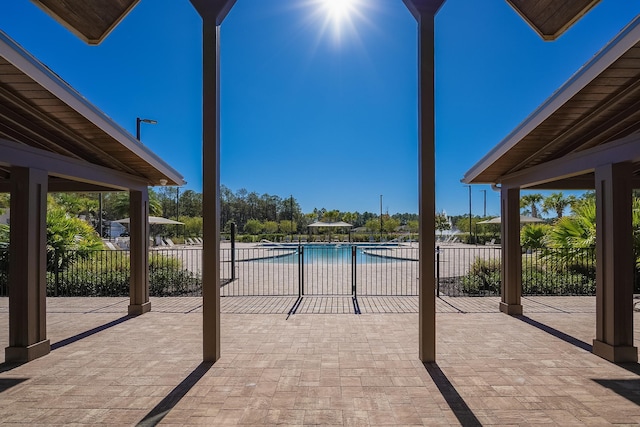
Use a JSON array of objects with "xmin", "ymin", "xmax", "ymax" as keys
[
  {"xmin": 461, "ymin": 257, "xmax": 501, "ymax": 295},
  {"xmin": 45, "ymin": 250, "xmax": 202, "ymax": 297}
]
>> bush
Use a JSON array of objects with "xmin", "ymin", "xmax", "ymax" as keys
[
  {"xmin": 45, "ymin": 250, "xmax": 202, "ymax": 297},
  {"xmin": 461, "ymin": 257, "xmax": 501, "ymax": 295}
]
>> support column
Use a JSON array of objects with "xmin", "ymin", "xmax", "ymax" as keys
[
  {"xmin": 128, "ymin": 188, "xmax": 150, "ymax": 315},
  {"xmin": 500, "ymin": 185, "xmax": 522, "ymax": 315},
  {"xmin": 593, "ymin": 162, "xmax": 637, "ymax": 362},
  {"xmin": 403, "ymin": 0, "xmax": 444, "ymax": 363},
  {"xmin": 190, "ymin": 0, "xmax": 236, "ymax": 363},
  {"xmin": 6, "ymin": 167, "xmax": 50, "ymax": 362}
]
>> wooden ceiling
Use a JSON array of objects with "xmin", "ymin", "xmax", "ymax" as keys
[
  {"xmin": 0, "ymin": 31, "xmax": 184, "ymax": 190},
  {"xmin": 30, "ymin": 0, "xmax": 139, "ymax": 45},
  {"xmin": 463, "ymin": 19, "xmax": 640, "ymax": 189},
  {"xmin": 506, "ymin": 0, "xmax": 602, "ymax": 40}
]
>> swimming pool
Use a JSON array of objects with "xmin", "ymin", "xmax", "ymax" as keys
[{"xmin": 259, "ymin": 243, "xmax": 411, "ymax": 264}]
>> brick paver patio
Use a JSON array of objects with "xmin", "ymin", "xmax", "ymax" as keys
[{"xmin": 1, "ymin": 296, "xmax": 640, "ymax": 425}]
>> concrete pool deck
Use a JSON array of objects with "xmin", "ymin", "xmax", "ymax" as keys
[{"xmin": 1, "ymin": 296, "xmax": 640, "ymax": 425}]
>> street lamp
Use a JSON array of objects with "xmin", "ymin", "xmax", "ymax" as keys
[
  {"xmin": 136, "ymin": 117, "xmax": 157, "ymax": 141},
  {"xmin": 481, "ymin": 189, "xmax": 487, "ymax": 217}
]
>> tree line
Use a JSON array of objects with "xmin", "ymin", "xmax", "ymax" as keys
[{"xmin": 0, "ymin": 186, "xmax": 419, "ymax": 239}]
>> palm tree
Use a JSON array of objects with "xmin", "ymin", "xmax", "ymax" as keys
[
  {"xmin": 543, "ymin": 200, "xmax": 596, "ymax": 271},
  {"xmin": 520, "ymin": 193, "xmax": 543, "ymax": 218},
  {"xmin": 520, "ymin": 224, "xmax": 549, "ymax": 249},
  {"xmin": 546, "ymin": 201, "xmax": 596, "ymax": 249},
  {"xmin": 541, "ymin": 192, "xmax": 575, "ymax": 219}
]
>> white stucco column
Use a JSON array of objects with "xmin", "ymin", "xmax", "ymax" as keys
[
  {"xmin": 593, "ymin": 162, "xmax": 637, "ymax": 362},
  {"xmin": 128, "ymin": 188, "xmax": 151, "ymax": 315},
  {"xmin": 5, "ymin": 166, "xmax": 50, "ymax": 362},
  {"xmin": 500, "ymin": 185, "xmax": 522, "ymax": 315}
]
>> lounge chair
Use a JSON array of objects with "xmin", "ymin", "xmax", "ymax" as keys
[{"xmin": 164, "ymin": 238, "xmax": 176, "ymax": 247}]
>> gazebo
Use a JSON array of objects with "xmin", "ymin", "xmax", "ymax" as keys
[{"xmin": 307, "ymin": 221, "xmax": 353, "ymax": 242}]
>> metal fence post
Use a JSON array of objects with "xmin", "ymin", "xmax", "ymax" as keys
[
  {"xmin": 54, "ymin": 249, "xmax": 60, "ymax": 297},
  {"xmin": 352, "ymin": 245, "xmax": 357, "ymax": 297},
  {"xmin": 230, "ymin": 222, "xmax": 236, "ymax": 281},
  {"xmin": 299, "ymin": 245, "xmax": 305, "ymax": 296},
  {"xmin": 436, "ymin": 246, "xmax": 440, "ymax": 297}
]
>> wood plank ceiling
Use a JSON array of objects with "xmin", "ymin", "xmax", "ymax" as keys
[
  {"xmin": 506, "ymin": 0, "xmax": 602, "ymax": 40},
  {"xmin": 30, "ymin": 0, "xmax": 140, "ymax": 45}
]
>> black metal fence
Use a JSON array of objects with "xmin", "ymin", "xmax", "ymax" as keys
[
  {"xmin": 0, "ymin": 244, "xmax": 609, "ymax": 298},
  {"xmin": 221, "ymin": 244, "xmax": 420, "ymax": 297},
  {"xmin": 435, "ymin": 246, "xmax": 596, "ymax": 296}
]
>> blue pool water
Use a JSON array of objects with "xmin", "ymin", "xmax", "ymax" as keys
[{"xmin": 261, "ymin": 244, "xmax": 400, "ymax": 264}]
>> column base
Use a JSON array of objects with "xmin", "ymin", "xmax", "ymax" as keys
[
  {"xmin": 128, "ymin": 302, "xmax": 151, "ymax": 316},
  {"xmin": 5, "ymin": 339, "xmax": 51, "ymax": 363},
  {"xmin": 499, "ymin": 302, "xmax": 522, "ymax": 315},
  {"xmin": 593, "ymin": 340, "xmax": 638, "ymax": 363}
]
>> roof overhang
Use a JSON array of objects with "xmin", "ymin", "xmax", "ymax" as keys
[
  {"xmin": 505, "ymin": 0, "xmax": 602, "ymax": 40},
  {"xmin": 0, "ymin": 30, "xmax": 185, "ymax": 192},
  {"xmin": 463, "ymin": 16, "xmax": 640, "ymax": 190},
  {"xmin": 29, "ymin": 0, "xmax": 140, "ymax": 45}
]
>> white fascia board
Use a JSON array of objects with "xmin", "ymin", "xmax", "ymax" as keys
[
  {"xmin": 0, "ymin": 30, "xmax": 185, "ymax": 186},
  {"xmin": 462, "ymin": 15, "xmax": 640, "ymax": 184}
]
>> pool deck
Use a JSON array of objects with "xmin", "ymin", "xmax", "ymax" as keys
[{"xmin": 1, "ymin": 296, "xmax": 640, "ymax": 425}]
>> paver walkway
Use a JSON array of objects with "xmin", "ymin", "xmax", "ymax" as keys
[{"xmin": 1, "ymin": 296, "xmax": 639, "ymax": 425}]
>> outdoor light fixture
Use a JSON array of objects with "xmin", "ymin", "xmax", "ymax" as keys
[
  {"xmin": 136, "ymin": 117, "xmax": 158, "ymax": 141},
  {"xmin": 159, "ymin": 179, "xmax": 168, "ymax": 186}
]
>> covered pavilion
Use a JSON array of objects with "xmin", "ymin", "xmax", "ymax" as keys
[
  {"xmin": 2, "ymin": 0, "xmax": 620, "ymax": 365},
  {"xmin": 463, "ymin": 15, "xmax": 640, "ymax": 362},
  {"xmin": 0, "ymin": 28, "xmax": 184, "ymax": 362}
]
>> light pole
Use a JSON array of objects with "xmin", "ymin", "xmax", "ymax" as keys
[
  {"xmin": 481, "ymin": 189, "xmax": 487, "ymax": 217},
  {"xmin": 380, "ymin": 194, "xmax": 383, "ymax": 242},
  {"xmin": 136, "ymin": 117, "xmax": 157, "ymax": 141},
  {"xmin": 290, "ymin": 195, "xmax": 294, "ymax": 239}
]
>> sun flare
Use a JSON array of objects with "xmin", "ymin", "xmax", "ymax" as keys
[
  {"xmin": 322, "ymin": 0, "xmax": 357, "ymax": 23},
  {"xmin": 301, "ymin": 0, "xmax": 371, "ymax": 48}
]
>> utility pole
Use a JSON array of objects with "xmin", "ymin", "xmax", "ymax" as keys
[
  {"xmin": 481, "ymin": 189, "xmax": 487, "ymax": 217},
  {"xmin": 380, "ymin": 194, "xmax": 383, "ymax": 241}
]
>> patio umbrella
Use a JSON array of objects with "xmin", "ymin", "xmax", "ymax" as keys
[
  {"xmin": 307, "ymin": 221, "xmax": 353, "ymax": 228},
  {"xmin": 113, "ymin": 216, "xmax": 184, "ymax": 225},
  {"xmin": 477, "ymin": 215, "xmax": 544, "ymax": 224}
]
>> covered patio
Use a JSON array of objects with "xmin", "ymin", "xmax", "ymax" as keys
[
  {"xmin": 0, "ymin": 28, "xmax": 184, "ymax": 362},
  {"xmin": 463, "ymin": 16, "xmax": 640, "ymax": 363}
]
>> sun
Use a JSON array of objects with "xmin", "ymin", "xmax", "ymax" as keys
[
  {"xmin": 309, "ymin": 0, "xmax": 365, "ymax": 44},
  {"xmin": 321, "ymin": 0, "xmax": 357, "ymax": 24}
]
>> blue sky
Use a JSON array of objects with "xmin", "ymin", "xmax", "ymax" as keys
[{"xmin": 1, "ymin": 1, "xmax": 639, "ymax": 216}]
